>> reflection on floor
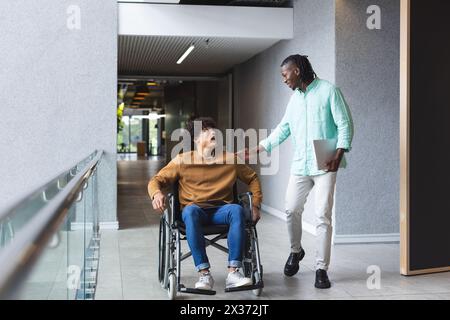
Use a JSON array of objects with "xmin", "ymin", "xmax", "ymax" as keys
[
  {"xmin": 95, "ymin": 156, "xmax": 450, "ymax": 300},
  {"xmin": 116, "ymin": 154, "xmax": 164, "ymax": 229},
  {"xmin": 117, "ymin": 153, "xmax": 162, "ymax": 162}
]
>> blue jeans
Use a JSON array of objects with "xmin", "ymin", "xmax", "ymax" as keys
[{"xmin": 181, "ymin": 203, "xmax": 246, "ymax": 271}]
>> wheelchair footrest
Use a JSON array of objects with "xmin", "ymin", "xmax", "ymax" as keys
[
  {"xmin": 180, "ymin": 285, "xmax": 216, "ymax": 295},
  {"xmin": 224, "ymin": 281, "xmax": 264, "ymax": 293}
]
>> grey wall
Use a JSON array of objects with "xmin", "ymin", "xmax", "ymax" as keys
[
  {"xmin": 335, "ymin": 0, "xmax": 400, "ymax": 235},
  {"xmin": 233, "ymin": 0, "xmax": 336, "ymax": 226},
  {"xmin": 0, "ymin": 0, "xmax": 118, "ymax": 224}
]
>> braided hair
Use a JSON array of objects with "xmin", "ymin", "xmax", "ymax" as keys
[{"xmin": 281, "ymin": 54, "xmax": 317, "ymax": 85}]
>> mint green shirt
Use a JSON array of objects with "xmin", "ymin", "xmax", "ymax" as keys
[{"xmin": 260, "ymin": 78, "xmax": 354, "ymax": 176}]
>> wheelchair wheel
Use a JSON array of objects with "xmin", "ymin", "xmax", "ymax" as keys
[
  {"xmin": 168, "ymin": 272, "xmax": 177, "ymax": 300},
  {"xmin": 158, "ymin": 217, "xmax": 169, "ymax": 288}
]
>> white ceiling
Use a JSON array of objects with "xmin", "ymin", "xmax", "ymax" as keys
[{"xmin": 118, "ymin": 35, "xmax": 281, "ymax": 76}]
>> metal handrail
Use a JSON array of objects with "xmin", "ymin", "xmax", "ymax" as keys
[{"xmin": 0, "ymin": 150, "xmax": 103, "ymax": 299}]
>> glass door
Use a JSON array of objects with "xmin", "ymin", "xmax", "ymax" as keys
[{"xmin": 117, "ymin": 116, "xmax": 143, "ymax": 153}]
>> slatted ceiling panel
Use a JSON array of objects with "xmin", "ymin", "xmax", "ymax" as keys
[{"xmin": 118, "ymin": 35, "xmax": 280, "ymax": 75}]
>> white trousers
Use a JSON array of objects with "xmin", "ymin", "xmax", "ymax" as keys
[{"xmin": 285, "ymin": 172, "xmax": 337, "ymax": 271}]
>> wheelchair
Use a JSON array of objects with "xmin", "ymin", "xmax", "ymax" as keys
[{"xmin": 158, "ymin": 183, "xmax": 264, "ymax": 300}]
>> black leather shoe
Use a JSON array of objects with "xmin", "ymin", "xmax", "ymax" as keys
[
  {"xmin": 315, "ymin": 269, "xmax": 331, "ymax": 289},
  {"xmin": 283, "ymin": 249, "xmax": 305, "ymax": 277}
]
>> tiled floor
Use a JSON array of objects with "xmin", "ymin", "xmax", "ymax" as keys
[{"xmin": 95, "ymin": 156, "xmax": 450, "ymax": 300}]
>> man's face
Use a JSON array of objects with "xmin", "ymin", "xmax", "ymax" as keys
[
  {"xmin": 281, "ymin": 62, "xmax": 301, "ymax": 90},
  {"xmin": 195, "ymin": 127, "xmax": 217, "ymax": 150}
]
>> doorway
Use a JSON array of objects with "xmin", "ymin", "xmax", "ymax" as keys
[{"xmin": 116, "ymin": 76, "xmax": 232, "ymax": 161}]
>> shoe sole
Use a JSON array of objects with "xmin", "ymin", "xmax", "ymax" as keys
[
  {"xmin": 226, "ymin": 279, "xmax": 253, "ymax": 289},
  {"xmin": 284, "ymin": 264, "xmax": 299, "ymax": 277},
  {"xmin": 314, "ymin": 283, "xmax": 331, "ymax": 289}
]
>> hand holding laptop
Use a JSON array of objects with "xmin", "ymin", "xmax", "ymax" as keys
[{"xmin": 313, "ymin": 139, "xmax": 344, "ymax": 172}]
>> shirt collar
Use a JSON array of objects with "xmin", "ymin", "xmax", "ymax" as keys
[
  {"xmin": 296, "ymin": 77, "xmax": 320, "ymax": 94},
  {"xmin": 306, "ymin": 77, "xmax": 320, "ymax": 92}
]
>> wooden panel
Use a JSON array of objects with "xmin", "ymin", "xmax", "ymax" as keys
[
  {"xmin": 401, "ymin": 0, "xmax": 450, "ymax": 275},
  {"xmin": 400, "ymin": 0, "xmax": 410, "ymax": 275}
]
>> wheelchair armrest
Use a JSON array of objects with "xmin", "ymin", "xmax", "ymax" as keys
[
  {"xmin": 238, "ymin": 192, "xmax": 255, "ymax": 223},
  {"xmin": 238, "ymin": 192, "xmax": 253, "ymax": 209}
]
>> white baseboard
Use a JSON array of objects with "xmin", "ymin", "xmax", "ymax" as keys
[
  {"xmin": 333, "ymin": 233, "xmax": 400, "ymax": 244},
  {"xmin": 99, "ymin": 221, "xmax": 119, "ymax": 230},
  {"xmin": 261, "ymin": 203, "xmax": 399, "ymax": 244},
  {"xmin": 261, "ymin": 203, "xmax": 316, "ymax": 236},
  {"xmin": 261, "ymin": 203, "xmax": 286, "ymax": 221}
]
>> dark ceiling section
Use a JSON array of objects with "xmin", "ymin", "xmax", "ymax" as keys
[
  {"xmin": 118, "ymin": 80, "xmax": 166, "ymax": 112},
  {"xmin": 179, "ymin": 0, "xmax": 292, "ymax": 7}
]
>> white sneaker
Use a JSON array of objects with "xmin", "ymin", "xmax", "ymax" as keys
[
  {"xmin": 226, "ymin": 270, "xmax": 253, "ymax": 289},
  {"xmin": 195, "ymin": 272, "xmax": 214, "ymax": 290}
]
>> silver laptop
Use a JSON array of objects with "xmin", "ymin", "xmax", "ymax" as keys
[{"xmin": 313, "ymin": 139, "xmax": 337, "ymax": 170}]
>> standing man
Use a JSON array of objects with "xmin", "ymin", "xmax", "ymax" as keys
[{"xmin": 248, "ymin": 55, "xmax": 353, "ymax": 289}]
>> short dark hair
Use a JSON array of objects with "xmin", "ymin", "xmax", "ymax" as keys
[
  {"xmin": 186, "ymin": 117, "xmax": 217, "ymax": 143},
  {"xmin": 281, "ymin": 54, "xmax": 317, "ymax": 84}
]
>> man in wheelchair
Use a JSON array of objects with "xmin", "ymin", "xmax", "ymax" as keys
[{"xmin": 148, "ymin": 117, "xmax": 262, "ymax": 292}]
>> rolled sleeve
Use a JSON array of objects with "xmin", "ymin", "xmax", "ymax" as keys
[
  {"xmin": 259, "ymin": 113, "xmax": 291, "ymax": 153},
  {"xmin": 330, "ymin": 87, "xmax": 354, "ymax": 152}
]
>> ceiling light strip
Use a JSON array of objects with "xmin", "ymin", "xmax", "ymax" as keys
[{"xmin": 176, "ymin": 44, "xmax": 195, "ymax": 65}]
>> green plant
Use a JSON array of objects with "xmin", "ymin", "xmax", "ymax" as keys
[{"xmin": 117, "ymin": 102, "xmax": 125, "ymax": 133}]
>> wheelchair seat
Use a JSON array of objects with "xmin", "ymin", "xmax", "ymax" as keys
[
  {"xmin": 175, "ymin": 201, "xmax": 246, "ymax": 236},
  {"xmin": 176, "ymin": 221, "xmax": 229, "ymax": 236}
]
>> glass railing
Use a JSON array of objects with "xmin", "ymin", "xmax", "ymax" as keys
[{"xmin": 0, "ymin": 150, "xmax": 102, "ymax": 300}]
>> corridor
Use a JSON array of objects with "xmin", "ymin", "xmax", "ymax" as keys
[{"xmin": 95, "ymin": 158, "xmax": 450, "ymax": 300}]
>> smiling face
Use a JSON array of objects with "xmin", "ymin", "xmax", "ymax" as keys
[{"xmin": 281, "ymin": 61, "xmax": 301, "ymax": 90}]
